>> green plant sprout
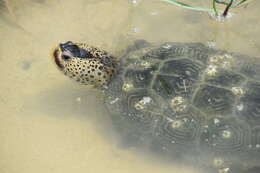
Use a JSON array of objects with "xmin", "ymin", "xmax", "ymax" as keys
[{"xmin": 161, "ymin": 0, "xmax": 252, "ymax": 18}]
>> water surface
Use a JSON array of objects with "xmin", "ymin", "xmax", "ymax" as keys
[{"xmin": 0, "ymin": 0, "xmax": 259, "ymax": 173}]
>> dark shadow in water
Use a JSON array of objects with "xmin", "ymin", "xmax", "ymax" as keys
[
  {"xmin": 244, "ymin": 167, "xmax": 260, "ymax": 173},
  {"xmin": 29, "ymin": 83, "xmax": 101, "ymax": 119},
  {"xmin": 24, "ymin": 82, "xmax": 118, "ymax": 144}
]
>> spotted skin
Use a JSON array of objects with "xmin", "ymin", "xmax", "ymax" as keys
[{"xmin": 52, "ymin": 41, "xmax": 118, "ymax": 87}]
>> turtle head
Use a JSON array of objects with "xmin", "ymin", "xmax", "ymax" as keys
[{"xmin": 51, "ymin": 41, "xmax": 118, "ymax": 87}]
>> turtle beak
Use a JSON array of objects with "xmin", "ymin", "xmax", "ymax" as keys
[{"xmin": 51, "ymin": 46, "xmax": 64, "ymax": 70}]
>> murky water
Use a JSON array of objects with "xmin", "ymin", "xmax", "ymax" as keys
[{"xmin": 0, "ymin": 0, "xmax": 259, "ymax": 173}]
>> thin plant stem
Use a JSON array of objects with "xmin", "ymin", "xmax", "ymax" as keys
[
  {"xmin": 161, "ymin": 0, "xmax": 223, "ymax": 13},
  {"xmin": 161, "ymin": 0, "xmax": 253, "ymax": 18},
  {"xmin": 213, "ymin": 0, "xmax": 218, "ymax": 16},
  {"xmin": 223, "ymin": 0, "xmax": 234, "ymax": 17}
]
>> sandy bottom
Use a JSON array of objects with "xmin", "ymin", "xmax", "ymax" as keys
[{"xmin": 0, "ymin": 0, "xmax": 259, "ymax": 173}]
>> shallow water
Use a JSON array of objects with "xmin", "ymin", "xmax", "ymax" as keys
[{"xmin": 0, "ymin": 0, "xmax": 259, "ymax": 173}]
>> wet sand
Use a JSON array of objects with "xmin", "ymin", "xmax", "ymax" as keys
[{"xmin": 0, "ymin": 0, "xmax": 259, "ymax": 173}]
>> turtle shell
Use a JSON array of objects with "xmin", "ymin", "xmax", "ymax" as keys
[{"xmin": 105, "ymin": 42, "xmax": 260, "ymax": 173}]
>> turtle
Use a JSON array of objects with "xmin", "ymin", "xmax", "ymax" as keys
[{"xmin": 51, "ymin": 40, "xmax": 260, "ymax": 173}]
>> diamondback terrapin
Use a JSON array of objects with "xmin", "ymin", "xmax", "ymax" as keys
[{"xmin": 51, "ymin": 41, "xmax": 260, "ymax": 173}]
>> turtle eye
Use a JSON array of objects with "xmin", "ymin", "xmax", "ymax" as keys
[{"xmin": 62, "ymin": 54, "xmax": 71, "ymax": 61}]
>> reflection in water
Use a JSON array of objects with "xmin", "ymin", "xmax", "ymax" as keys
[{"xmin": 0, "ymin": 0, "xmax": 259, "ymax": 173}]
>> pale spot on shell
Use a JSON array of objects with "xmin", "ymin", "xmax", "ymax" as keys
[
  {"xmin": 171, "ymin": 120, "xmax": 183, "ymax": 129},
  {"xmin": 222, "ymin": 130, "xmax": 232, "ymax": 139},
  {"xmin": 231, "ymin": 87, "xmax": 244, "ymax": 96}
]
